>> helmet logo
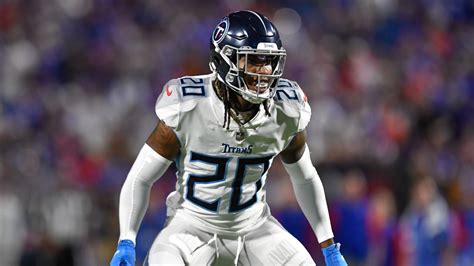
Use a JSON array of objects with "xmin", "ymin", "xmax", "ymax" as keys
[{"xmin": 212, "ymin": 17, "xmax": 229, "ymax": 44}]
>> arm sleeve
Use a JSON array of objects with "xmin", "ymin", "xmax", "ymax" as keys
[
  {"xmin": 118, "ymin": 144, "xmax": 172, "ymax": 243},
  {"xmin": 282, "ymin": 144, "xmax": 334, "ymax": 243}
]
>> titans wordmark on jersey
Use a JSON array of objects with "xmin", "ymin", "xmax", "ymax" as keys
[{"xmin": 155, "ymin": 73, "xmax": 311, "ymax": 234}]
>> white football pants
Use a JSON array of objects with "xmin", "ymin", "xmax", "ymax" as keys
[{"xmin": 143, "ymin": 215, "xmax": 315, "ymax": 265}]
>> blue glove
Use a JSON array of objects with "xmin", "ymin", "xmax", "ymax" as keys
[
  {"xmin": 322, "ymin": 243, "xmax": 348, "ymax": 266},
  {"xmin": 110, "ymin": 239, "xmax": 135, "ymax": 266}
]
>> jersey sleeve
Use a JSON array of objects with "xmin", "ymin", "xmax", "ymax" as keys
[
  {"xmin": 294, "ymin": 82, "xmax": 311, "ymax": 132},
  {"xmin": 155, "ymin": 79, "xmax": 181, "ymax": 129}
]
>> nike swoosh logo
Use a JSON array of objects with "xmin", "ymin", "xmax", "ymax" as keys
[{"xmin": 166, "ymin": 85, "xmax": 172, "ymax": 96}]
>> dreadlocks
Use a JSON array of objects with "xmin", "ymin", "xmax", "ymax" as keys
[{"xmin": 213, "ymin": 79, "xmax": 271, "ymax": 131}]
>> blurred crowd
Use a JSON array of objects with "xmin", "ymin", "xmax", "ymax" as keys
[{"xmin": 1, "ymin": 0, "xmax": 473, "ymax": 265}]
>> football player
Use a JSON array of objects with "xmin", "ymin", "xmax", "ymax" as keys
[{"xmin": 110, "ymin": 10, "xmax": 347, "ymax": 266}]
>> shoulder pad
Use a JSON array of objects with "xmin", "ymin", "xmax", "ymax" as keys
[
  {"xmin": 273, "ymin": 79, "xmax": 308, "ymax": 106},
  {"xmin": 156, "ymin": 76, "xmax": 211, "ymax": 109},
  {"xmin": 273, "ymin": 78, "xmax": 311, "ymax": 132},
  {"xmin": 155, "ymin": 75, "xmax": 211, "ymax": 128}
]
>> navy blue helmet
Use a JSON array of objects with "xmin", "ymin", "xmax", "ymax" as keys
[{"xmin": 209, "ymin": 10, "xmax": 286, "ymax": 104}]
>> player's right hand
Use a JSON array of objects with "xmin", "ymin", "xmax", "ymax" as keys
[{"xmin": 110, "ymin": 239, "xmax": 135, "ymax": 266}]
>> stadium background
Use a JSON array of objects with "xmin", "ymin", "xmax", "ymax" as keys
[{"xmin": 1, "ymin": 0, "xmax": 473, "ymax": 265}]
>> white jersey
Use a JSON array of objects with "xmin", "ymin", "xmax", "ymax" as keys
[{"xmin": 155, "ymin": 73, "xmax": 311, "ymax": 235}]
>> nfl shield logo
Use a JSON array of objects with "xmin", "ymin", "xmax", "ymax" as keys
[{"xmin": 212, "ymin": 17, "xmax": 229, "ymax": 44}]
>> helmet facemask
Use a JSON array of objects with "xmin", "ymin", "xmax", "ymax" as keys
[{"xmin": 215, "ymin": 44, "xmax": 286, "ymax": 104}]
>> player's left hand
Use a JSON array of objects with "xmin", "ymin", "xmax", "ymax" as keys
[{"xmin": 322, "ymin": 243, "xmax": 348, "ymax": 266}]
